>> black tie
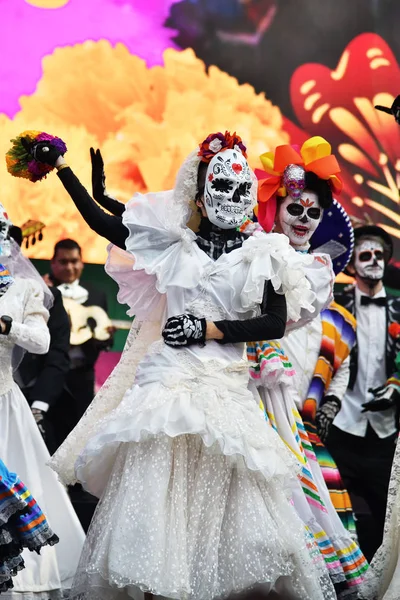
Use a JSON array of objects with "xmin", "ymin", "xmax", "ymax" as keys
[{"xmin": 360, "ymin": 296, "xmax": 387, "ymax": 307}]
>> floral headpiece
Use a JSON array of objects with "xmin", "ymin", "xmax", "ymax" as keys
[
  {"xmin": 198, "ymin": 131, "xmax": 247, "ymax": 162},
  {"xmin": 6, "ymin": 130, "xmax": 67, "ymax": 182},
  {"xmin": 255, "ymin": 136, "xmax": 342, "ymax": 232},
  {"xmin": 258, "ymin": 136, "xmax": 342, "ymax": 203}
]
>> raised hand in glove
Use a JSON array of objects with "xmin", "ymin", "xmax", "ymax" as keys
[
  {"xmin": 315, "ymin": 395, "xmax": 341, "ymax": 443},
  {"xmin": 21, "ymin": 138, "xmax": 62, "ymax": 166},
  {"xmin": 162, "ymin": 314, "xmax": 206, "ymax": 347},
  {"xmin": 90, "ymin": 147, "xmax": 125, "ymax": 216},
  {"xmin": 91, "ymin": 147, "xmax": 107, "ymax": 201},
  {"xmin": 362, "ymin": 385, "xmax": 400, "ymax": 412}
]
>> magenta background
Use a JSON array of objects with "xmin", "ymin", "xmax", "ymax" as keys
[{"xmin": 0, "ymin": 0, "xmax": 179, "ymax": 117}]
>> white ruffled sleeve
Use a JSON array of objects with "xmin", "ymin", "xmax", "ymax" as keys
[
  {"xmin": 7, "ymin": 280, "xmax": 50, "ymax": 354},
  {"xmin": 238, "ymin": 232, "xmax": 334, "ymax": 324},
  {"xmin": 106, "ymin": 190, "xmax": 198, "ymax": 318}
]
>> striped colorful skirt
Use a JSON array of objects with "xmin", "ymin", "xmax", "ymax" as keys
[
  {"xmin": 249, "ymin": 340, "xmax": 369, "ymax": 596},
  {"xmin": 0, "ymin": 459, "xmax": 58, "ymax": 593}
]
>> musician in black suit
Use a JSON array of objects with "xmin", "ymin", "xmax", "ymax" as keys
[
  {"xmin": 9, "ymin": 226, "xmax": 71, "ymax": 455},
  {"xmin": 48, "ymin": 238, "xmax": 113, "ymax": 441}
]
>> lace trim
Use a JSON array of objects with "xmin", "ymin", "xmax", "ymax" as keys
[
  {"xmin": 49, "ymin": 320, "xmax": 162, "ymax": 485},
  {"xmin": 360, "ymin": 438, "xmax": 400, "ymax": 599}
]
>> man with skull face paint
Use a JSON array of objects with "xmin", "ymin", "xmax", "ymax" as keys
[
  {"xmin": 328, "ymin": 225, "xmax": 400, "ymax": 562},
  {"xmin": 23, "ymin": 131, "xmax": 339, "ymax": 600}
]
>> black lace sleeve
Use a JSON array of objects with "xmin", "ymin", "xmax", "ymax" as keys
[
  {"xmin": 57, "ymin": 167, "xmax": 128, "ymax": 249},
  {"xmin": 214, "ymin": 281, "xmax": 287, "ymax": 344}
]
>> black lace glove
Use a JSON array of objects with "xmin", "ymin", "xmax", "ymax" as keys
[
  {"xmin": 362, "ymin": 385, "xmax": 400, "ymax": 412},
  {"xmin": 315, "ymin": 395, "xmax": 341, "ymax": 443},
  {"xmin": 21, "ymin": 139, "xmax": 62, "ymax": 166},
  {"xmin": 162, "ymin": 314, "xmax": 207, "ymax": 347}
]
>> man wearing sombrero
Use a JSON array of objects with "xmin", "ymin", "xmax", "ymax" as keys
[{"xmin": 328, "ymin": 224, "xmax": 400, "ymax": 561}]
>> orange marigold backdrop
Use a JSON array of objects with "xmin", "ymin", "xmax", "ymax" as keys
[{"xmin": 1, "ymin": 42, "xmax": 288, "ymax": 263}]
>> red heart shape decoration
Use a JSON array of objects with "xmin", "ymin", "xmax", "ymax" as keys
[{"xmin": 232, "ymin": 163, "xmax": 243, "ymax": 174}]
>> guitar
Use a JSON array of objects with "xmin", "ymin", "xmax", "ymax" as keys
[{"xmin": 62, "ymin": 297, "xmax": 114, "ymax": 346}]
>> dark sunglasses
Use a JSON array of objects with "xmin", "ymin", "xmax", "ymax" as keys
[
  {"xmin": 286, "ymin": 203, "xmax": 321, "ymax": 220},
  {"xmin": 358, "ymin": 250, "xmax": 384, "ymax": 262}
]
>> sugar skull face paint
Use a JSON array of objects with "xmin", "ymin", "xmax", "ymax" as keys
[
  {"xmin": 277, "ymin": 190, "xmax": 323, "ymax": 249},
  {"xmin": 0, "ymin": 203, "xmax": 12, "ymax": 257},
  {"xmin": 204, "ymin": 148, "xmax": 253, "ymax": 229},
  {"xmin": 354, "ymin": 239, "xmax": 385, "ymax": 281}
]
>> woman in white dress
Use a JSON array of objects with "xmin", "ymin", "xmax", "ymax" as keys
[
  {"xmin": 246, "ymin": 139, "xmax": 368, "ymax": 598},
  {"xmin": 0, "ymin": 204, "xmax": 85, "ymax": 599},
  {"xmin": 27, "ymin": 131, "xmax": 337, "ymax": 600}
]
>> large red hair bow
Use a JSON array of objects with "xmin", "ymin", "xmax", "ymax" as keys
[{"xmin": 256, "ymin": 136, "xmax": 343, "ymax": 232}]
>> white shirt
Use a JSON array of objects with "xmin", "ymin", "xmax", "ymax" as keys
[
  {"xmin": 334, "ymin": 287, "xmax": 396, "ymax": 438},
  {"xmin": 284, "ymin": 314, "xmax": 350, "ymax": 409},
  {"xmin": 57, "ymin": 279, "xmax": 89, "ymax": 305}
]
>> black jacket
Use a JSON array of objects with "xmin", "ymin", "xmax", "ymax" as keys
[
  {"xmin": 335, "ymin": 287, "xmax": 400, "ymax": 390},
  {"xmin": 49, "ymin": 276, "xmax": 112, "ymax": 370},
  {"xmin": 17, "ymin": 287, "xmax": 70, "ymax": 408}
]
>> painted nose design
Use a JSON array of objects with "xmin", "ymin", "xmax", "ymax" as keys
[
  {"xmin": 299, "ymin": 214, "xmax": 309, "ymax": 223},
  {"xmin": 232, "ymin": 189, "xmax": 242, "ymax": 203}
]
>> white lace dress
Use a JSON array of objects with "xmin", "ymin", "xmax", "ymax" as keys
[
  {"xmin": 360, "ymin": 438, "xmax": 400, "ymax": 599},
  {"xmin": 0, "ymin": 278, "xmax": 85, "ymax": 599},
  {"xmin": 50, "ymin": 190, "xmax": 337, "ymax": 600}
]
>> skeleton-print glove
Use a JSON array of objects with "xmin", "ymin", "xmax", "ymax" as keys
[
  {"xmin": 315, "ymin": 395, "xmax": 341, "ymax": 443},
  {"xmin": 362, "ymin": 385, "xmax": 400, "ymax": 412},
  {"xmin": 162, "ymin": 314, "xmax": 207, "ymax": 347}
]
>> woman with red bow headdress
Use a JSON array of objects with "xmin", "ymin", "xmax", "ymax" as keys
[{"xmin": 247, "ymin": 137, "xmax": 369, "ymax": 598}]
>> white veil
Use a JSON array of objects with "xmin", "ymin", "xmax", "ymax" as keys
[{"xmin": 2, "ymin": 238, "xmax": 54, "ymax": 311}]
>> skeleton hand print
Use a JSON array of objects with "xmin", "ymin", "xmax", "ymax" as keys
[{"xmin": 162, "ymin": 314, "xmax": 207, "ymax": 347}]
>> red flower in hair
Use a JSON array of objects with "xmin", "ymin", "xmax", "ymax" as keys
[{"xmin": 198, "ymin": 131, "xmax": 247, "ymax": 162}]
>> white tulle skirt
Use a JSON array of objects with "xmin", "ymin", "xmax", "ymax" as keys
[{"xmin": 67, "ymin": 344, "xmax": 336, "ymax": 600}]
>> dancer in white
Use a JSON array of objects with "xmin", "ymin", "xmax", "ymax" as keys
[
  {"xmin": 0, "ymin": 203, "xmax": 85, "ymax": 599},
  {"xmin": 246, "ymin": 137, "xmax": 368, "ymax": 598},
  {"xmin": 22, "ymin": 130, "xmax": 338, "ymax": 600}
]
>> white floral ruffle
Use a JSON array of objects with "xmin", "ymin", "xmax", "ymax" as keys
[
  {"xmin": 238, "ymin": 232, "xmax": 333, "ymax": 323},
  {"xmin": 74, "ymin": 348, "xmax": 301, "ymax": 499}
]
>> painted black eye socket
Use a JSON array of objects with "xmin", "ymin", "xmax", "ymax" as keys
[
  {"xmin": 359, "ymin": 251, "xmax": 373, "ymax": 262},
  {"xmin": 359, "ymin": 250, "xmax": 384, "ymax": 262},
  {"xmin": 286, "ymin": 204, "xmax": 321, "ymax": 220},
  {"xmin": 211, "ymin": 178, "xmax": 233, "ymax": 193},
  {"xmin": 238, "ymin": 182, "xmax": 252, "ymax": 196},
  {"xmin": 307, "ymin": 208, "xmax": 321, "ymax": 220},
  {"xmin": 286, "ymin": 203, "xmax": 303, "ymax": 216}
]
